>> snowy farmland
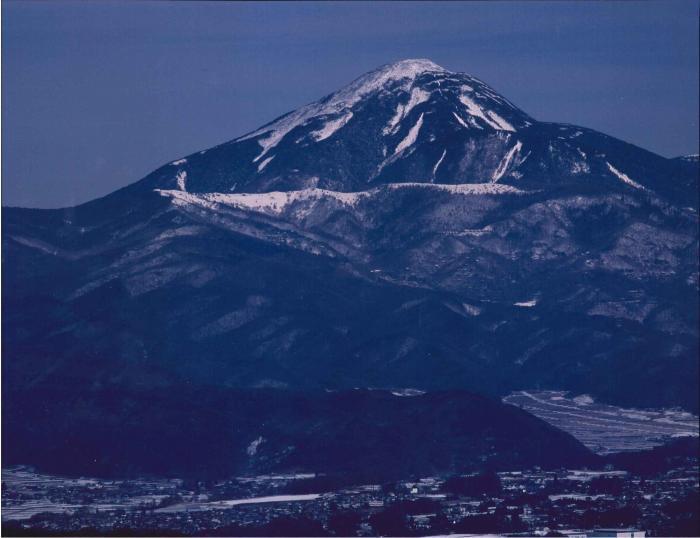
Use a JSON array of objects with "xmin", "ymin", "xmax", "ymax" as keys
[{"xmin": 503, "ymin": 390, "xmax": 699, "ymax": 454}]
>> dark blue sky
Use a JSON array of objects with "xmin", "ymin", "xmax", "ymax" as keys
[{"xmin": 3, "ymin": 1, "xmax": 698, "ymax": 208}]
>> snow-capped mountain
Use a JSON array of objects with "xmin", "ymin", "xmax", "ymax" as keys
[
  {"xmin": 3, "ymin": 56, "xmax": 698, "ymax": 442},
  {"xmin": 135, "ymin": 58, "xmax": 694, "ymax": 207}
]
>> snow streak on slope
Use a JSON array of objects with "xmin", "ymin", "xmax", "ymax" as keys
[
  {"xmin": 394, "ymin": 113, "xmax": 424, "ymax": 155},
  {"xmin": 239, "ymin": 59, "xmax": 446, "ymax": 162},
  {"xmin": 384, "ymin": 87, "xmax": 431, "ymax": 135},
  {"xmin": 257, "ymin": 156, "xmax": 275, "ymax": 172},
  {"xmin": 176, "ymin": 170, "xmax": 187, "ymax": 191},
  {"xmin": 310, "ymin": 112, "xmax": 353, "ymax": 142},
  {"xmin": 452, "ymin": 112, "xmax": 474, "ymax": 129},
  {"xmin": 606, "ymin": 162, "xmax": 647, "ymax": 191},
  {"xmin": 432, "ymin": 149, "xmax": 447, "ymax": 179},
  {"xmin": 459, "ymin": 94, "xmax": 515, "ymax": 132},
  {"xmin": 492, "ymin": 141, "xmax": 522, "ymax": 182}
]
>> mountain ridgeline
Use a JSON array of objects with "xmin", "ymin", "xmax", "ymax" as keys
[{"xmin": 2, "ymin": 59, "xmax": 698, "ymax": 478}]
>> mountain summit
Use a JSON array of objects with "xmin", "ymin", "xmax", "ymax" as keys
[
  {"xmin": 131, "ymin": 58, "xmax": 693, "ymax": 206},
  {"xmin": 3, "ymin": 59, "xmax": 699, "ymax": 434}
]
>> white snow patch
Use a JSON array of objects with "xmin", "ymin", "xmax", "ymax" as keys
[
  {"xmin": 310, "ymin": 111, "xmax": 353, "ymax": 141},
  {"xmin": 155, "ymin": 181, "xmax": 529, "ymax": 217},
  {"xmin": 452, "ymin": 112, "xmax": 474, "ymax": 129},
  {"xmin": 239, "ymin": 59, "xmax": 445, "ymax": 162},
  {"xmin": 459, "ymin": 94, "xmax": 515, "ymax": 131},
  {"xmin": 384, "ymin": 87, "xmax": 431, "ymax": 135},
  {"xmin": 444, "ymin": 301, "xmax": 482, "ymax": 317},
  {"xmin": 10, "ymin": 236, "xmax": 60, "ymax": 256},
  {"xmin": 257, "ymin": 155, "xmax": 275, "ymax": 172},
  {"xmin": 391, "ymin": 389, "xmax": 426, "ymax": 397},
  {"xmin": 156, "ymin": 494, "xmax": 321, "ymax": 514},
  {"xmin": 247, "ymin": 436, "xmax": 265, "ymax": 456},
  {"xmin": 175, "ymin": 170, "xmax": 187, "ymax": 191},
  {"xmin": 573, "ymin": 394, "xmax": 595, "ymax": 406},
  {"xmin": 386, "ymin": 182, "xmax": 525, "ymax": 195},
  {"xmin": 394, "ymin": 113, "xmax": 424, "ymax": 155},
  {"xmin": 514, "ymin": 298, "xmax": 537, "ymax": 307},
  {"xmin": 486, "ymin": 110, "xmax": 515, "ymax": 132},
  {"xmin": 432, "ymin": 149, "xmax": 447, "ymax": 179},
  {"xmin": 571, "ymin": 159, "xmax": 590, "ymax": 175},
  {"xmin": 492, "ymin": 141, "xmax": 522, "ymax": 182},
  {"xmin": 157, "ymin": 188, "xmax": 369, "ymax": 216},
  {"xmin": 462, "ymin": 303, "xmax": 482, "ymax": 316},
  {"xmin": 606, "ymin": 162, "xmax": 647, "ymax": 191},
  {"xmin": 155, "ymin": 226, "xmax": 204, "ymax": 241}
]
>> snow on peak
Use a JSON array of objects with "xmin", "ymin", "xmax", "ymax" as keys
[
  {"xmin": 327, "ymin": 58, "xmax": 446, "ymax": 110},
  {"xmin": 234, "ymin": 58, "xmax": 530, "ymax": 167},
  {"xmin": 238, "ymin": 60, "xmax": 447, "ymax": 162},
  {"xmin": 370, "ymin": 58, "xmax": 447, "ymax": 81}
]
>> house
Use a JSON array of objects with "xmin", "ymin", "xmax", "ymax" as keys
[
  {"xmin": 587, "ymin": 529, "xmax": 645, "ymax": 538},
  {"xmin": 559, "ymin": 531, "xmax": 587, "ymax": 538}
]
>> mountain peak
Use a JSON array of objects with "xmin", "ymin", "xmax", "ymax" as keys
[
  {"xmin": 334, "ymin": 58, "xmax": 448, "ymax": 101},
  {"xmin": 153, "ymin": 60, "xmax": 693, "ymax": 204},
  {"xmin": 372, "ymin": 58, "xmax": 448, "ymax": 79}
]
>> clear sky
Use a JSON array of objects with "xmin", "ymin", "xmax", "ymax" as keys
[{"xmin": 2, "ymin": 1, "xmax": 699, "ymax": 208}]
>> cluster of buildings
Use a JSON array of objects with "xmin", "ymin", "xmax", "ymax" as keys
[{"xmin": 2, "ymin": 462, "xmax": 697, "ymax": 536}]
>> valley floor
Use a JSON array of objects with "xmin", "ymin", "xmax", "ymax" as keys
[
  {"xmin": 2, "ymin": 454, "xmax": 698, "ymax": 536},
  {"xmin": 502, "ymin": 391, "xmax": 699, "ymax": 454}
]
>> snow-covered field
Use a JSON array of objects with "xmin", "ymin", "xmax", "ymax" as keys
[
  {"xmin": 503, "ymin": 390, "xmax": 699, "ymax": 454},
  {"xmin": 154, "ymin": 494, "xmax": 321, "ymax": 514},
  {"xmin": 1, "ymin": 467, "xmax": 178, "ymax": 521}
]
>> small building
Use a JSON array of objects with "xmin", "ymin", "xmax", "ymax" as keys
[
  {"xmin": 408, "ymin": 513, "xmax": 436, "ymax": 529},
  {"xmin": 558, "ymin": 531, "xmax": 587, "ymax": 538},
  {"xmin": 587, "ymin": 529, "xmax": 645, "ymax": 538}
]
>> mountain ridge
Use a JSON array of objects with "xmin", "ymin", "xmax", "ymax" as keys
[
  {"xmin": 121, "ymin": 59, "xmax": 691, "ymax": 205},
  {"xmin": 3, "ymin": 58, "xmax": 698, "ymax": 423}
]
